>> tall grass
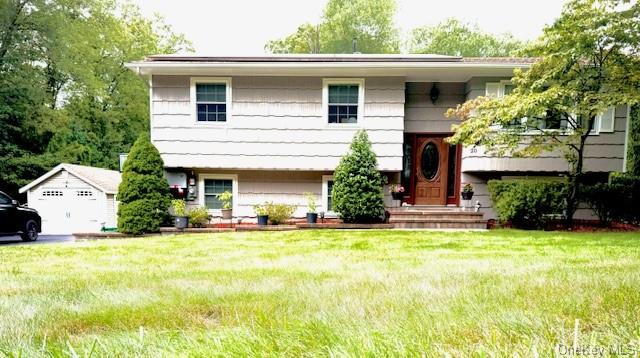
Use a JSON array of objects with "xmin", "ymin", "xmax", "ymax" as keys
[{"xmin": 0, "ymin": 230, "xmax": 639, "ymax": 356}]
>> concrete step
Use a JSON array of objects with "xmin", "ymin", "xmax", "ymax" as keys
[
  {"xmin": 393, "ymin": 221, "xmax": 488, "ymax": 229},
  {"xmin": 388, "ymin": 206, "xmax": 487, "ymax": 229}
]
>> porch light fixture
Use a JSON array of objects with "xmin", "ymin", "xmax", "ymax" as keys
[{"xmin": 429, "ymin": 83, "xmax": 440, "ymax": 104}]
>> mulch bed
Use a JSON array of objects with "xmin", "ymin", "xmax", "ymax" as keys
[{"xmin": 488, "ymin": 219, "xmax": 640, "ymax": 232}]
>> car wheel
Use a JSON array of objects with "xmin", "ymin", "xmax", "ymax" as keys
[{"xmin": 20, "ymin": 220, "xmax": 38, "ymax": 242}]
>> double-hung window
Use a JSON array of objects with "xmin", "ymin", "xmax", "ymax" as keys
[
  {"xmin": 191, "ymin": 77, "xmax": 231, "ymax": 123},
  {"xmin": 323, "ymin": 79, "xmax": 364, "ymax": 124},
  {"xmin": 203, "ymin": 179, "xmax": 232, "ymax": 210},
  {"xmin": 322, "ymin": 175, "xmax": 336, "ymax": 215},
  {"xmin": 199, "ymin": 174, "xmax": 237, "ymax": 214}
]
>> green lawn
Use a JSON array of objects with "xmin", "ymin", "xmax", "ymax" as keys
[{"xmin": 1, "ymin": 230, "xmax": 639, "ymax": 357}]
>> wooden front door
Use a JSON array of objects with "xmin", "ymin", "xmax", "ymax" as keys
[{"xmin": 414, "ymin": 137, "xmax": 448, "ymax": 205}]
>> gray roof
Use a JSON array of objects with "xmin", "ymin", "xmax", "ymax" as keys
[
  {"xmin": 19, "ymin": 163, "xmax": 122, "ymax": 194},
  {"xmin": 64, "ymin": 164, "xmax": 122, "ymax": 193}
]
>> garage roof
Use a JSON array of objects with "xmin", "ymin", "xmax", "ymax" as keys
[{"xmin": 19, "ymin": 163, "xmax": 122, "ymax": 194}]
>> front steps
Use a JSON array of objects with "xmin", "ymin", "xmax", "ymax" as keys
[{"xmin": 388, "ymin": 206, "xmax": 487, "ymax": 229}]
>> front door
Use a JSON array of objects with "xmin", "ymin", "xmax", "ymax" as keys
[{"xmin": 414, "ymin": 137, "xmax": 448, "ymax": 205}]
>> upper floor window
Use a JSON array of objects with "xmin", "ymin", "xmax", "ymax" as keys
[
  {"xmin": 190, "ymin": 77, "xmax": 232, "ymax": 123},
  {"xmin": 323, "ymin": 79, "xmax": 364, "ymax": 124},
  {"xmin": 485, "ymin": 81, "xmax": 616, "ymax": 134}
]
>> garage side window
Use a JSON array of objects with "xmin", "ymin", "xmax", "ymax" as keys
[{"xmin": 204, "ymin": 179, "xmax": 233, "ymax": 209}]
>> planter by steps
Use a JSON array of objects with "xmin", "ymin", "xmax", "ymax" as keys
[
  {"xmin": 174, "ymin": 216, "xmax": 189, "ymax": 229},
  {"xmin": 221, "ymin": 208, "xmax": 232, "ymax": 220},
  {"xmin": 306, "ymin": 212, "xmax": 318, "ymax": 224},
  {"xmin": 461, "ymin": 191, "xmax": 474, "ymax": 200},
  {"xmin": 257, "ymin": 215, "xmax": 269, "ymax": 226}
]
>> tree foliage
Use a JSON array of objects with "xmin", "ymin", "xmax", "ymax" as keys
[
  {"xmin": 408, "ymin": 18, "xmax": 525, "ymax": 57},
  {"xmin": 0, "ymin": 0, "xmax": 190, "ymax": 198},
  {"xmin": 117, "ymin": 134, "xmax": 171, "ymax": 234},
  {"xmin": 627, "ymin": 105, "xmax": 640, "ymax": 176},
  {"xmin": 332, "ymin": 130, "xmax": 385, "ymax": 223},
  {"xmin": 446, "ymin": 0, "xmax": 640, "ymax": 226},
  {"xmin": 265, "ymin": 0, "xmax": 399, "ymax": 54}
]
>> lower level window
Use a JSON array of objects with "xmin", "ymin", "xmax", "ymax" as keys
[
  {"xmin": 204, "ymin": 179, "xmax": 232, "ymax": 209},
  {"xmin": 327, "ymin": 180, "xmax": 334, "ymax": 211}
]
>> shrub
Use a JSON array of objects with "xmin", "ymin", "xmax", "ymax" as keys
[
  {"xmin": 263, "ymin": 202, "xmax": 296, "ymax": 224},
  {"xmin": 188, "ymin": 207, "xmax": 210, "ymax": 228},
  {"xmin": 609, "ymin": 172, "xmax": 640, "ymax": 224},
  {"xmin": 581, "ymin": 183, "xmax": 625, "ymax": 227},
  {"xmin": 332, "ymin": 130, "xmax": 385, "ymax": 223},
  {"xmin": 488, "ymin": 180, "xmax": 568, "ymax": 229},
  {"xmin": 117, "ymin": 134, "xmax": 170, "ymax": 235}
]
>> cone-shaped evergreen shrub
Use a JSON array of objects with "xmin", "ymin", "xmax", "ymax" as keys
[
  {"xmin": 117, "ymin": 134, "xmax": 170, "ymax": 234},
  {"xmin": 332, "ymin": 130, "xmax": 385, "ymax": 223}
]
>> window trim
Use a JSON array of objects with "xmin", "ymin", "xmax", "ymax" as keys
[
  {"xmin": 198, "ymin": 173, "xmax": 238, "ymax": 215},
  {"xmin": 190, "ymin": 77, "xmax": 232, "ymax": 125},
  {"xmin": 321, "ymin": 175, "xmax": 337, "ymax": 217},
  {"xmin": 322, "ymin": 78, "xmax": 365, "ymax": 126}
]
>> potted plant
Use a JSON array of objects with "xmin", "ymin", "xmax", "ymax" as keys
[
  {"xmin": 303, "ymin": 192, "xmax": 318, "ymax": 224},
  {"xmin": 253, "ymin": 204, "xmax": 269, "ymax": 226},
  {"xmin": 188, "ymin": 206, "xmax": 211, "ymax": 228},
  {"xmin": 389, "ymin": 184, "xmax": 405, "ymax": 201},
  {"xmin": 216, "ymin": 191, "xmax": 233, "ymax": 219},
  {"xmin": 171, "ymin": 199, "xmax": 189, "ymax": 229},
  {"xmin": 461, "ymin": 183, "xmax": 474, "ymax": 200}
]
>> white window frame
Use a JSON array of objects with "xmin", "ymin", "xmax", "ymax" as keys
[
  {"xmin": 321, "ymin": 175, "xmax": 337, "ymax": 217},
  {"xmin": 322, "ymin": 78, "xmax": 365, "ymax": 126},
  {"xmin": 198, "ymin": 174, "xmax": 238, "ymax": 216},
  {"xmin": 596, "ymin": 106, "xmax": 615, "ymax": 133},
  {"xmin": 190, "ymin": 77, "xmax": 232, "ymax": 125}
]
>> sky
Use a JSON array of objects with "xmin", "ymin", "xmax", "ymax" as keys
[{"xmin": 132, "ymin": 0, "xmax": 567, "ymax": 55}]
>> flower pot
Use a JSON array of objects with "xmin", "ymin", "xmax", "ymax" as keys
[
  {"xmin": 174, "ymin": 216, "xmax": 189, "ymax": 229},
  {"xmin": 306, "ymin": 212, "xmax": 318, "ymax": 224},
  {"xmin": 221, "ymin": 208, "xmax": 232, "ymax": 220},
  {"xmin": 461, "ymin": 191, "xmax": 474, "ymax": 200},
  {"xmin": 257, "ymin": 215, "xmax": 269, "ymax": 226},
  {"xmin": 391, "ymin": 192, "xmax": 404, "ymax": 201}
]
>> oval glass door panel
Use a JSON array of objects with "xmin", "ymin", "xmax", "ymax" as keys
[{"xmin": 421, "ymin": 142, "xmax": 439, "ymax": 180}]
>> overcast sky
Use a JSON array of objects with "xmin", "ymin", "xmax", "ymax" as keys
[{"xmin": 132, "ymin": 0, "xmax": 567, "ymax": 55}]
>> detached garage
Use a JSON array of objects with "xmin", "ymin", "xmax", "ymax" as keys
[{"xmin": 19, "ymin": 163, "xmax": 121, "ymax": 234}]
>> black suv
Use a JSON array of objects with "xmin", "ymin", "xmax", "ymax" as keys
[{"xmin": 0, "ymin": 191, "xmax": 41, "ymax": 241}]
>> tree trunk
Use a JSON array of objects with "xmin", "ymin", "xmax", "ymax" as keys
[{"xmin": 566, "ymin": 119, "xmax": 592, "ymax": 228}]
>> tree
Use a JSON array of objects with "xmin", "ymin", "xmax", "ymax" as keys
[
  {"xmin": 627, "ymin": 105, "xmax": 640, "ymax": 176},
  {"xmin": 0, "ymin": 0, "xmax": 190, "ymax": 198},
  {"xmin": 332, "ymin": 130, "xmax": 385, "ymax": 223},
  {"xmin": 446, "ymin": 0, "xmax": 640, "ymax": 227},
  {"xmin": 117, "ymin": 134, "xmax": 171, "ymax": 234},
  {"xmin": 265, "ymin": 0, "xmax": 399, "ymax": 54},
  {"xmin": 408, "ymin": 18, "xmax": 525, "ymax": 57}
]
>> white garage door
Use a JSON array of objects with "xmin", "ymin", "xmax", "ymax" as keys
[{"xmin": 34, "ymin": 188, "xmax": 102, "ymax": 234}]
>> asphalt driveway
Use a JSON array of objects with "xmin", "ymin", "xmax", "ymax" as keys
[{"xmin": 0, "ymin": 235, "xmax": 74, "ymax": 245}]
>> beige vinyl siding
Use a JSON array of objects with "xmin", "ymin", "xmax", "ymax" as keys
[
  {"xmin": 462, "ymin": 77, "xmax": 628, "ymax": 173},
  {"xmin": 404, "ymin": 82, "xmax": 466, "ymax": 133},
  {"xmin": 34, "ymin": 170, "xmax": 92, "ymax": 190},
  {"xmin": 151, "ymin": 76, "xmax": 405, "ymax": 171},
  {"xmin": 187, "ymin": 170, "xmax": 395, "ymax": 218},
  {"xmin": 105, "ymin": 194, "xmax": 116, "ymax": 228}
]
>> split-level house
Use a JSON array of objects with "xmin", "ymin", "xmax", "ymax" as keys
[{"xmin": 126, "ymin": 55, "xmax": 630, "ymax": 225}]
